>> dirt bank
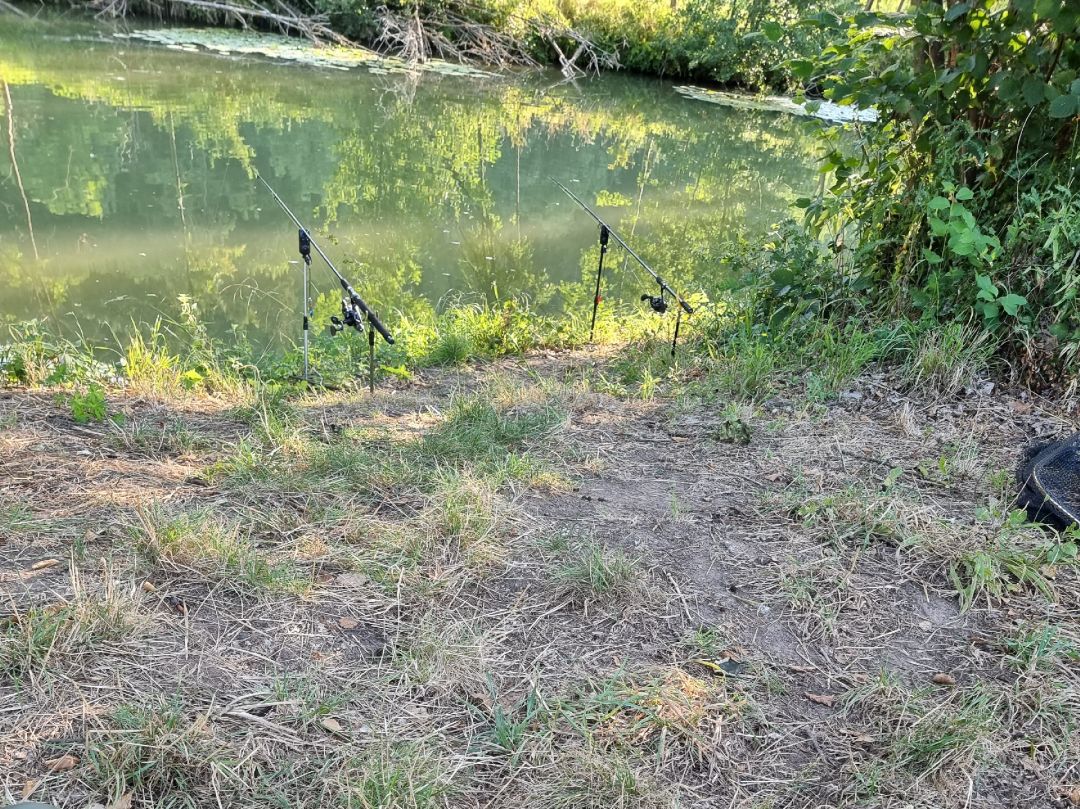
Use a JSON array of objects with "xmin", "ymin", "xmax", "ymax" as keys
[{"xmin": 1, "ymin": 349, "xmax": 1077, "ymax": 808}]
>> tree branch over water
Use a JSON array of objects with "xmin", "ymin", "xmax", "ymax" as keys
[
  {"xmin": 373, "ymin": 1, "xmax": 617, "ymax": 72},
  {"xmin": 0, "ymin": 0, "xmax": 30, "ymax": 17},
  {"xmin": 91, "ymin": 0, "xmax": 354, "ymax": 45}
]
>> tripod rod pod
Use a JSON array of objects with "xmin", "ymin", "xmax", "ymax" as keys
[
  {"xmin": 257, "ymin": 173, "xmax": 395, "ymax": 389},
  {"xmin": 551, "ymin": 177, "xmax": 693, "ymax": 355}
]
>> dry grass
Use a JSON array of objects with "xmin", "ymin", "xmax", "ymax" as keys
[{"xmin": 2, "ymin": 351, "xmax": 1079, "ymax": 808}]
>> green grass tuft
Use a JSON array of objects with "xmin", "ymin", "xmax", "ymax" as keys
[
  {"xmin": 551, "ymin": 539, "xmax": 643, "ymax": 604},
  {"xmin": 1000, "ymin": 623, "xmax": 1080, "ymax": 673},
  {"xmin": 338, "ymin": 744, "xmax": 457, "ymax": 809},
  {"xmin": 418, "ymin": 394, "xmax": 564, "ymax": 477},
  {"xmin": 87, "ymin": 698, "xmax": 234, "ymax": 808},
  {"xmin": 897, "ymin": 321, "xmax": 993, "ymax": 398},
  {"xmin": 427, "ymin": 330, "xmax": 474, "ymax": 366},
  {"xmin": 1, "ymin": 574, "xmax": 139, "ymax": 680},
  {"xmin": 948, "ymin": 523, "xmax": 1077, "ymax": 612},
  {"xmin": 109, "ymin": 418, "xmax": 208, "ymax": 458},
  {"xmin": 133, "ymin": 506, "xmax": 309, "ymax": 593},
  {"xmin": 1, "ymin": 502, "xmax": 38, "ymax": 535}
]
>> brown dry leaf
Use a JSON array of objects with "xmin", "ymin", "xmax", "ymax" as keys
[
  {"xmin": 338, "ymin": 616, "xmax": 360, "ymax": 630},
  {"xmin": 45, "ymin": 753, "xmax": 79, "ymax": 771},
  {"xmin": 141, "ymin": 580, "xmax": 156, "ymax": 593},
  {"xmin": 805, "ymin": 692, "xmax": 836, "ymax": 708},
  {"xmin": 932, "ymin": 672, "xmax": 956, "ymax": 686},
  {"xmin": 320, "ymin": 717, "xmax": 343, "ymax": 733},
  {"xmin": 108, "ymin": 793, "xmax": 133, "ymax": 809},
  {"xmin": 20, "ymin": 779, "xmax": 38, "ymax": 800},
  {"xmin": 31, "ymin": 559, "xmax": 60, "ymax": 571},
  {"xmin": 336, "ymin": 572, "xmax": 369, "ymax": 588},
  {"xmin": 469, "ymin": 690, "xmax": 494, "ymax": 711},
  {"xmin": 788, "ymin": 664, "xmax": 815, "ymax": 673},
  {"xmin": 840, "ymin": 728, "xmax": 875, "ymax": 744},
  {"xmin": 1018, "ymin": 756, "xmax": 1040, "ymax": 772},
  {"xmin": 1064, "ymin": 786, "xmax": 1080, "ymax": 807}
]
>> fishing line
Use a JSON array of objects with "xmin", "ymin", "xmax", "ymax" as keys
[{"xmin": 618, "ymin": 139, "xmax": 658, "ymax": 280}]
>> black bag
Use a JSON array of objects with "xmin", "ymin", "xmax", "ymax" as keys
[{"xmin": 1016, "ymin": 434, "xmax": 1080, "ymax": 528}]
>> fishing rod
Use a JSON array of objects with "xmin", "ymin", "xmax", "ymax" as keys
[
  {"xmin": 256, "ymin": 173, "xmax": 394, "ymax": 391},
  {"xmin": 551, "ymin": 177, "xmax": 693, "ymax": 354}
]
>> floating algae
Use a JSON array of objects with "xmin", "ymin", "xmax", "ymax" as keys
[
  {"xmin": 674, "ymin": 85, "xmax": 878, "ymax": 124},
  {"xmin": 116, "ymin": 28, "xmax": 494, "ymax": 79}
]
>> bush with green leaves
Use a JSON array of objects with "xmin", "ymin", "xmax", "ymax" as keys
[
  {"xmin": 67, "ymin": 384, "xmax": 110, "ymax": 424},
  {"xmin": 789, "ymin": 0, "xmax": 1079, "ymax": 386},
  {"xmin": 530, "ymin": 0, "xmax": 860, "ymax": 90}
]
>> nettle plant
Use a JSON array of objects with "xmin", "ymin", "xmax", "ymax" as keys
[{"xmin": 922, "ymin": 182, "xmax": 1027, "ymax": 328}]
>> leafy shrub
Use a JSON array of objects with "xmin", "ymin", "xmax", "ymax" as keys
[
  {"xmin": 790, "ymin": 0, "xmax": 1079, "ymax": 386},
  {"xmin": 547, "ymin": 0, "xmax": 858, "ymax": 89}
]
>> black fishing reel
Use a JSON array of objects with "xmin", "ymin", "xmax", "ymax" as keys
[
  {"xmin": 641, "ymin": 292, "xmax": 668, "ymax": 314},
  {"xmin": 329, "ymin": 298, "xmax": 365, "ymax": 335},
  {"xmin": 298, "ymin": 228, "xmax": 312, "ymax": 262}
]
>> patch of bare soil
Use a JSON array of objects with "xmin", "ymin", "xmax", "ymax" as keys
[{"xmin": 1, "ymin": 353, "xmax": 1077, "ymax": 809}]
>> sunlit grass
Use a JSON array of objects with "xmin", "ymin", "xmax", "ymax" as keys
[{"xmin": 132, "ymin": 506, "xmax": 311, "ymax": 594}]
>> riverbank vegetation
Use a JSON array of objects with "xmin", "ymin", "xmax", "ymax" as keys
[
  {"xmin": 4, "ymin": 1, "xmax": 1080, "ymax": 807},
  {"xmin": 772, "ymin": 0, "xmax": 1080, "ymax": 389},
  {"xmin": 38, "ymin": 0, "xmax": 863, "ymax": 88}
]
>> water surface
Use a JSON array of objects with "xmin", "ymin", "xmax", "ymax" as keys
[{"xmin": 0, "ymin": 15, "xmax": 818, "ymax": 352}]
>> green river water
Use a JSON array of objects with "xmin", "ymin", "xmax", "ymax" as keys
[{"xmin": 0, "ymin": 14, "xmax": 818, "ymax": 355}]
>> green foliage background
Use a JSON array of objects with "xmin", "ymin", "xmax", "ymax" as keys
[
  {"xmin": 751, "ymin": 0, "xmax": 1080, "ymax": 388},
  {"xmin": 47, "ymin": 0, "xmax": 860, "ymax": 90}
]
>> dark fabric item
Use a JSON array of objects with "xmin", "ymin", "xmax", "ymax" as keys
[{"xmin": 1016, "ymin": 434, "xmax": 1080, "ymax": 528}]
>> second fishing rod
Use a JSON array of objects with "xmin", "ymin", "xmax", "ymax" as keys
[
  {"xmin": 552, "ymin": 177, "xmax": 693, "ymax": 355},
  {"xmin": 257, "ymin": 173, "xmax": 394, "ymax": 391}
]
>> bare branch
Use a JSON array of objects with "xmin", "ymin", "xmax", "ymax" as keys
[
  {"xmin": 372, "ymin": 2, "xmax": 617, "ymax": 74},
  {"xmin": 0, "ymin": 0, "xmax": 31, "ymax": 17},
  {"xmin": 89, "ymin": 0, "xmax": 356, "ymax": 46}
]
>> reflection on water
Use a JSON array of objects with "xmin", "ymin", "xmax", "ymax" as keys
[{"xmin": 0, "ymin": 15, "xmax": 819, "ymax": 352}]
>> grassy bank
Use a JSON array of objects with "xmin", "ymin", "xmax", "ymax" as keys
[
  {"xmin": 2, "ymin": 324, "xmax": 1079, "ymax": 807},
  {"xmin": 0, "ymin": 286, "xmax": 1007, "ymax": 409}
]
